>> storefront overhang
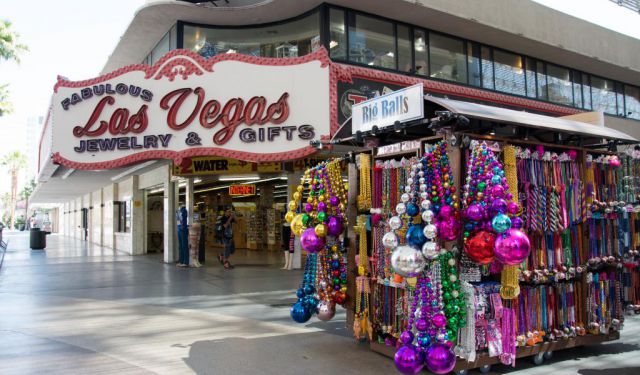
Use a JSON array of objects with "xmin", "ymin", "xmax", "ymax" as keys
[
  {"xmin": 425, "ymin": 96, "xmax": 638, "ymax": 144},
  {"xmin": 331, "ymin": 96, "xmax": 638, "ymax": 146}
]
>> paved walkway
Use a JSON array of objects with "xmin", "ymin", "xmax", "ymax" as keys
[{"xmin": 0, "ymin": 231, "xmax": 638, "ymax": 374}]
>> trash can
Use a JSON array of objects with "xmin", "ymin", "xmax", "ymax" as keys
[{"xmin": 30, "ymin": 228, "xmax": 46, "ymax": 250}]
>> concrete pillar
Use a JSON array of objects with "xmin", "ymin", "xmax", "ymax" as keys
[
  {"xmin": 131, "ymin": 175, "xmax": 144, "ymax": 255},
  {"xmin": 163, "ymin": 168, "xmax": 177, "ymax": 263}
]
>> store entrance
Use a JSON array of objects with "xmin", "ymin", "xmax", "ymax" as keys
[{"xmin": 185, "ymin": 174, "xmax": 293, "ymax": 268}]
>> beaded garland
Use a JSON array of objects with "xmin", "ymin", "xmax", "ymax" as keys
[{"xmin": 287, "ymin": 159, "xmax": 348, "ymax": 323}]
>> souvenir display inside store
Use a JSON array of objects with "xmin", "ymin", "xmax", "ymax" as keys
[{"xmin": 286, "ymin": 129, "xmax": 640, "ymax": 374}]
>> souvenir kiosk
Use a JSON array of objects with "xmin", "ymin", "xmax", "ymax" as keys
[{"xmin": 285, "ymin": 84, "xmax": 640, "ymax": 375}]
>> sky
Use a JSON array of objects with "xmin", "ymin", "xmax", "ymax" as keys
[{"xmin": 0, "ymin": 0, "xmax": 638, "ymax": 194}]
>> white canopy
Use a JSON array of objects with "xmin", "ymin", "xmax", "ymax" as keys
[{"xmin": 425, "ymin": 96, "xmax": 638, "ymax": 142}]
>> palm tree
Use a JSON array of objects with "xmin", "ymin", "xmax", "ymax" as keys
[
  {"xmin": 20, "ymin": 178, "xmax": 36, "ymax": 228},
  {"xmin": 0, "ymin": 20, "xmax": 28, "ymax": 117},
  {"xmin": 1, "ymin": 151, "xmax": 27, "ymax": 229}
]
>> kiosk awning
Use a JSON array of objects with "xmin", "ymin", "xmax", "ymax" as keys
[{"xmin": 425, "ymin": 96, "xmax": 638, "ymax": 143}]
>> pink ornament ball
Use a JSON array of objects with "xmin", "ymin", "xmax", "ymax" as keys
[
  {"xmin": 494, "ymin": 229, "xmax": 531, "ymax": 265},
  {"xmin": 507, "ymin": 201, "xmax": 519, "ymax": 215}
]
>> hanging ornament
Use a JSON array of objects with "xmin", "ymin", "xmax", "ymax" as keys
[
  {"xmin": 425, "ymin": 343, "xmax": 456, "ymax": 374},
  {"xmin": 391, "ymin": 245, "xmax": 426, "ymax": 277},
  {"xmin": 464, "ymin": 230, "xmax": 496, "ymax": 264}
]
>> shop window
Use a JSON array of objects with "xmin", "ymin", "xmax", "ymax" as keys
[
  {"xmin": 115, "ymin": 201, "xmax": 131, "ymax": 233},
  {"xmin": 413, "ymin": 29, "xmax": 428, "ymax": 76},
  {"xmin": 524, "ymin": 58, "xmax": 537, "ymax": 98},
  {"xmin": 591, "ymin": 76, "xmax": 617, "ymax": 115},
  {"xmin": 397, "ymin": 24, "xmax": 412, "ymax": 73},
  {"xmin": 625, "ymin": 85, "xmax": 640, "ymax": 120},
  {"xmin": 467, "ymin": 42, "xmax": 481, "ymax": 87},
  {"xmin": 329, "ymin": 8, "xmax": 346, "ymax": 60},
  {"xmin": 150, "ymin": 31, "xmax": 170, "ymax": 65},
  {"xmin": 429, "ymin": 33, "xmax": 467, "ymax": 84},
  {"xmin": 169, "ymin": 23, "xmax": 177, "ymax": 50},
  {"xmin": 536, "ymin": 61, "xmax": 548, "ymax": 100},
  {"xmin": 183, "ymin": 10, "xmax": 320, "ymax": 58},
  {"xmin": 582, "ymin": 74, "xmax": 592, "ymax": 110},
  {"xmin": 493, "ymin": 49, "xmax": 525, "ymax": 96},
  {"xmin": 348, "ymin": 13, "xmax": 395, "ymax": 69},
  {"xmin": 572, "ymin": 71, "xmax": 583, "ymax": 109},
  {"xmin": 546, "ymin": 64, "xmax": 573, "ymax": 106},
  {"xmin": 481, "ymin": 46, "xmax": 493, "ymax": 90},
  {"xmin": 616, "ymin": 82, "xmax": 625, "ymax": 116}
]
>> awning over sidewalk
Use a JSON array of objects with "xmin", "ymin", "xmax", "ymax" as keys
[{"xmin": 426, "ymin": 96, "xmax": 637, "ymax": 143}]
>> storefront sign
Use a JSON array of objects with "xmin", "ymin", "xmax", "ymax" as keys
[
  {"xmin": 337, "ymin": 77, "xmax": 405, "ymax": 126},
  {"xmin": 49, "ymin": 49, "xmax": 332, "ymax": 169},
  {"xmin": 376, "ymin": 140, "xmax": 422, "ymax": 156},
  {"xmin": 229, "ymin": 185, "xmax": 256, "ymax": 196},
  {"xmin": 351, "ymin": 83, "xmax": 424, "ymax": 134},
  {"xmin": 173, "ymin": 156, "xmax": 282, "ymax": 176}
]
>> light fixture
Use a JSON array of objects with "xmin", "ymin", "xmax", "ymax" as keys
[
  {"xmin": 489, "ymin": 129, "xmax": 496, "ymax": 136},
  {"xmin": 386, "ymin": 52, "xmax": 394, "ymax": 58},
  {"xmin": 218, "ymin": 176, "xmax": 259, "ymax": 181},
  {"xmin": 226, "ymin": 49, "xmax": 237, "ymax": 54},
  {"xmin": 194, "ymin": 178, "xmax": 202, "ymax": 184},
  {"xmin": 148, "ymin": 188, "xmax": 164, "ymax": 194},
  {"xmin": 274, "ymin": 184, "xmax": 288, "ymax": 188},
  {"xmin": 329, "ymin": 40, "xmax": 339, "ymax": 49}
]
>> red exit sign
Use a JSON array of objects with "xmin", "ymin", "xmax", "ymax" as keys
[{"xmin": 229, "ymin": 185, "xmax": 256, "ymax": 196}]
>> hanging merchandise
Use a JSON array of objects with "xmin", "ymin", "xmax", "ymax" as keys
[
  {"xmin": 461, "ymin": 141, "xmax": 530, "ymax": 299},
  {"xmin": 386, "ymin": 140, "xmax": 462, "ymax": 374},
  {"xmin": 286, "ymin": 158, "xmax": 349, "ymax": 323},
  {"xmin": 358, "ymin": 153, "xmax": 373, "ymax": 211}
]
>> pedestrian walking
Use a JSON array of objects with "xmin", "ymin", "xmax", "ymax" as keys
[{"xmin": 219, "ymin": 206, "xmax": 236, "ymax": 270}]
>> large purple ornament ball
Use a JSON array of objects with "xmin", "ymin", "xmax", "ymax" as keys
[
  {"xmin": 465, "ymin": 204, "xmax": 485, "ymax": 221},
  {"xmin": 300, "ymin": 228, "xmax": 325, "ymax": 253},
  {"xmin": 394, "ymin": 345, "xmax": 425, "ymax": 375},
  {"xmin": 494, "ymin": 228, "xmax": 531, "ymax": 265},
  {"xmin": 425, "ymin": 343, "xmax": 456, "ymax": 374},
  {"xmin": 326, "ymin": 216, "xmax": 344, "ymax": 236},
  {"xmin": 490, "ymin": 198, "xmax": 508, "ymax": 216}
]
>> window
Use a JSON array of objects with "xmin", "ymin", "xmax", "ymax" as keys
[
  {"xmin": 582, "ymin": 74, "xmax": 592, "ymax": 110},
  {"xmin": 536, "ymin": 61, "xmax": 548, "ymax": 100},
  {"xmin": 625, "ymin": 85, "xmax": 640, "ymax": 120},
  {"xmin": 616, "ymin": 82, "xmax": 625, "ymax": 116},
  {"xmin": 546, "ymin": 64, "xmax": 573, "ymax": 106},
  {"xmin": 150, "ymin": 31, "xmax": 170, "ymax": 65},
  {"xmin": 183, "ymin": 10, "xmax": 320, "ymax": 58},
  {"xmin": 524, "ymin": 58, "xmax": 537, "ymax": 98},
  {"xmin": 413, "ymin": 29, "xmax": 428, "ymax": 76},
  {"xmin": 493, "ymin": 49, "xmax": 525, "ymax": 96},
  {"xmin": 429, "ymin": 33, "xmax": 467, "ymax": 83},
  {"xmin": 467, "ymin": 42, "xmax": 481, "ymax": 87},
  {"xmin": 481, "ymin": 46, "xmax": 493, "ymax": 90},
  {"xmin": 329, "ymin": 8, "xmax": 346, "ymax": 59},
  {"xmin": 572, "ymin": 71, "xmax": 583, "ymax": 109},
  {"xmin": 169, "ymin": 24, "xmax": 177, "ymax": 50},
  {"xmin": 397, "ymin": 24, "xmax": 412, "ymax": 73},
  {"xmin": 115, "ymin": 201, "xmax": 131, "ymax": 233},
  {"xmin": 348, "ymin": 13, "xmax": 395, "ymax": 69},
  {"xmin": 591, "ymin": 76, "xmax": 617, "ymax": 114}
]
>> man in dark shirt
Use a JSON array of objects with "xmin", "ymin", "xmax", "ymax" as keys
[{"xmin": 219, "ymin": 206, "xmax": 236, "ymax": 269}]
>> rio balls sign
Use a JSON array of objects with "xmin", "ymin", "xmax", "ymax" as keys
[{"xmin": 49, "ymin": 49, "xmax": 332, "ymax": 170}]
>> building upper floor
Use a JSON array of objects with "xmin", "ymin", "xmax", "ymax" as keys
[{"xmin": 103, "ymin": 1, "xmax": 640, "ymax": 122}]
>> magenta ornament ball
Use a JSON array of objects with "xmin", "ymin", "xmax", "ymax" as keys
[
  {"xmin": 394, "ymin": 345, "xmax": 425, "ymax": 375},
  {"xmin": 304, "ymin": 203, "xmax": 313, "ymax": 213},
  {"xmin": 494, "ymin": 228, "xmax": 531, "ymax": 265},
  {"xmin": 491, "ymin": 184, "xmax": 505, "ymax": 198},
  {"xmin": 432, "ymin": 313, "xmax": 447, "ymax": 328},
  {"xmin": 438, "ymin": 205, "xmax": 454, "ymax": 221},
  {"xmin": 326, "ymin": 216, "xmax": 344, "ymax": 236},
  {"xmin": 507, "ymin": 201, "xmax": 519, "ymax": 215},
  {"xmin": 300, "ymin": 227, "xmax": 325, "ymax": 253},
  {"xmin": 465, "ymin": 204, "xmax": 484, "ymax": 221},
  {"xmin": 425, "ymin": 343, "xmax": 456, "ymax": 374},
  {"xmin": 437, "ymin": 218, "xmax": 459, "ymax": 241}
]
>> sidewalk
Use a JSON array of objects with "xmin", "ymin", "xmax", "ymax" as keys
[{"xmin": 0, "ymin": 231, "xmax": 638, "ymax": 374}]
